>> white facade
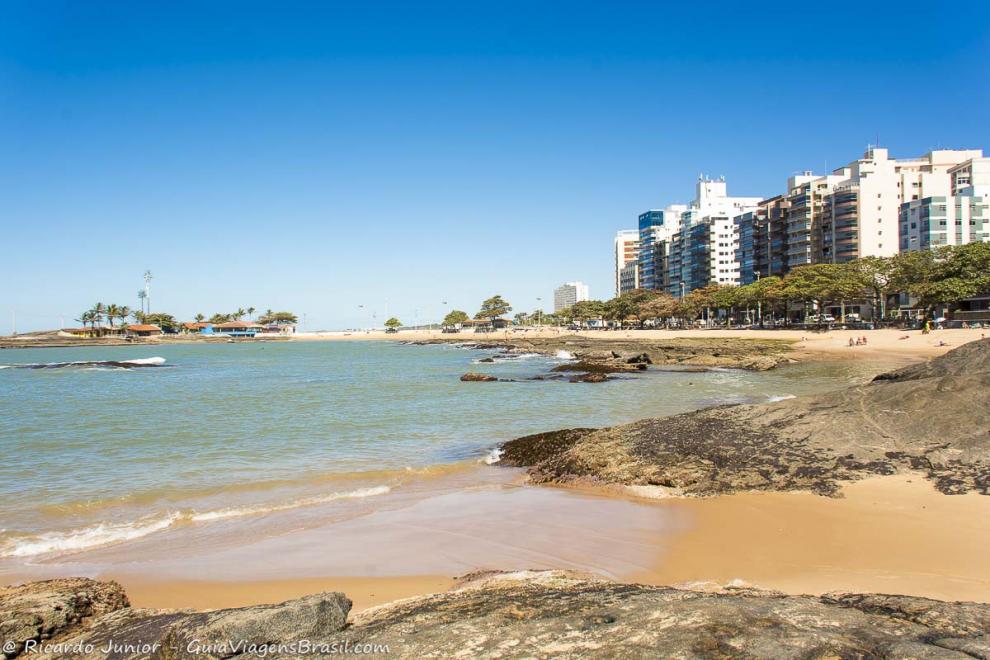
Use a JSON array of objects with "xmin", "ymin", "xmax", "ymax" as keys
[
  {"xmin": 822, "ymin": 148, "xmax": 983, "ymax": 262},
  {"xmin": 613, "ymin": 229, "xmax": 640, "ymax": 296},
  {"xmin": 900, "ymin": 156, "xmax": 990, "ymax": 252},
  {"xmin": 553, "ymin": 281, "xmax": 590, "ymax": 312},
  {"xmin": 673, "ymin": 176, "xmax": 760, "ymax": 291}
]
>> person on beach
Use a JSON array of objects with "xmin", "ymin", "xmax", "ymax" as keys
[{"xmin": 849, "ymin": 338, "xmax": 856, "ymax": 347}]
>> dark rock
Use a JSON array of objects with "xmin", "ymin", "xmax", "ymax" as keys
[
  {"xmin": 460, "ymin": 373, "xmax": 498, "ymax": 382},
  {"xmin": 499, "ymin": 428, "xmax": 597, "ymax": 467},
  {"xmin": 551, "ymin": 361, "xmax": 639, "ymax": 374},
  {"xmin": 569, "ymin": 372, "xmax": 610, "ymax": 383},
  {"xmin": 502, "ymin": 340, "xmax": 990, "ymax": 496},
  {"xmin": 0, "ymin": 578, "xmax": 129, "ymax": 658},
  {"xmin": 7, "ymin": 574, "xmax": 990, "ymax": 658},
  {"xmin": 477, "ymin": 357, "xmax": 495, "ymax": 363},
  {"xmin": 346, "ymin": 571, "xmax": 990, "ymax": 658}
]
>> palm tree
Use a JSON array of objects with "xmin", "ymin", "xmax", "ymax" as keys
[
  {"xmin": 89, "ymin": 303, "xmax": 107, "ymax": 334},
  {"xmin": 247, "ymin": 307, "xmax": 256, "ymax": 321},
  {"xmin": 234, "ymin": 308, "xmax": 246, "ymax": 321},
  {"xmin": 137, "ymin": 290, "xmax": 147, "ymax": 315},
  {"xmin": 117, "ymin": 306, "xmax": 131, "ymax": 327},
  {"xmin": 194, "ymin": 313, "xmax": 205, "ymax": 323},
  {"xmin": 76, "ymin": 311, "xmax": 95, "ymax": 332},
  {"xmin": 105, "ymin": 304, "xmax": 120, "ymax": 329}
]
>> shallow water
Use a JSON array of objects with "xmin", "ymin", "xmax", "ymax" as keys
[{"xmin": 0, "ymin": 340, "xmax": 888, "ymax": 564}]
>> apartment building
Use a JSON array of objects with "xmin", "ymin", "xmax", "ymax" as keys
[
  {"xmin": 553, "ymin": 281, "xmax": 590, "ymax": 312},
  {"xmin": 900, "ymin": 157, "xmax": 990, "ymax": 252},
  {"xmin": 820, "ymin": 148, "xmax": 982, "ymax": 263},
  {"xmin": 613, "ymin": 229, "xmax": 640, "ymax": 295},
  {"xmin": 664, "ymin": 177, "xmax": 760, "ymax": 295},
  {"xmin": 637, "ymin": 205, "xmax": 687, "ymax": 291}
]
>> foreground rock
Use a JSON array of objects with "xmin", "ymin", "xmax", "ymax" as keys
[
  {"xmin": 500, "ymin": 338, "xmax": 990, "ymax": 496},
  {"xmin": 6, "ymin": 573, "xmax": 990, "ymax": 659},
  {"xmin": 413, "ymin": 335, "xmax": 793, "ymax": 370},
  {"xmin": 0, "ymin": 579, "xmax": 129, "ymax": 658}
]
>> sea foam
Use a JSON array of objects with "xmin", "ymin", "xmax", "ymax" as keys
[{"xmin": 0, "ymin": 485, "xmax": 391, "ymax": 557}]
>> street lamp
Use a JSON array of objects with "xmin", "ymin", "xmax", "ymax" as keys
[{"xmin": 536, "ymin": 297, "xmax": 542, "ymax": 329}]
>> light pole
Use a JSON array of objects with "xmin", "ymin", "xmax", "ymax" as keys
[
  {"xmin": 143, "ymin": 271, "xmax": 153, "ymax": 316},
  {"xmin": 536, "ymin": 297, "xmax": 542, "ymax": 329}
]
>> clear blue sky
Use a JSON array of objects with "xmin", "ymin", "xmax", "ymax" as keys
[{"xmin": 3, "ymin": 1, "xmax": 989, "ymax": 331}]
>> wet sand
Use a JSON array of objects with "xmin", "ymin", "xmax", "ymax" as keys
[{"xmin": 13, "ymin": 473, "xmax": 984, "ymax": 611}]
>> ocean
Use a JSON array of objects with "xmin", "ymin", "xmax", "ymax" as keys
[{"xmin": 0, "ymin": 340, "xmax": 881, "ymax": 574}]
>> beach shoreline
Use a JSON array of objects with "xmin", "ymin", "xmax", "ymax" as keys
[{"xmin": 3, "ymin": 327, "xmax": 985, "ymax": 366}]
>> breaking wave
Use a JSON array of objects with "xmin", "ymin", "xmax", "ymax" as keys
[
  {"xmin": 1, "ymin": 357, "xmax": 168, "ymax": 370},
  {"xmin": 482, "ymin": 447, "xmax": 504, "ymax": 465},
  {"xmin": 767, "ymin": 394, "xmax": 797, "ymax": 403},
  {"xmin": 0, "ymin": 485, "xmax": 390, "ymax": 558}
]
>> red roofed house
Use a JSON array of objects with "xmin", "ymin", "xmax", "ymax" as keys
[{"xmin": 125, "ymin": 324, "xmax": 163, "ymax": 337}]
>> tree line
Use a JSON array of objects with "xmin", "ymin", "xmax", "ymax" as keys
[
  {"xmin": 76, "ymin": 303, "xmax": 297, "ymax": 333},
  {"xmin": 435, "ymin": 243, "xmax": 990, "ymax": 330}
]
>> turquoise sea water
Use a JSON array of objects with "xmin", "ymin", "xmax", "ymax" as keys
[{"xmin": 0, "ymin": 340, "xmax": 883, "ymax": 563}]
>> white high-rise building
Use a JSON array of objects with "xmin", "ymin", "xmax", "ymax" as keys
[
  {"xmin": 822, "ymin": 148, "xmax": 982, "ymax": 262},
  {"xmin": 553, "ymin": 282, "xmax": 590, "ymax": 312},
  {"xmin": 665, "ymin": 176, "xmax": 760, "ymax": 295},
  {"xmin": 614, "ymin": 230, "xmax": 640, "ymax": 296},
  {"xmin": 900, "ymin": 156, "xmax": 990, "ymax": 252}
]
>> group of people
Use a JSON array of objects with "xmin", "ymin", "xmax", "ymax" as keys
[{"xmin": 848, "ymin": 336, "xmax": 869, "ymax": 347}]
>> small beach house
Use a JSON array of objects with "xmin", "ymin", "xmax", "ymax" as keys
[
  {"xmin": 125, "ymin": 324, "xmax": 163, "ymax": 337},
  {"xmin": 213, "ymin": 321, "xmax": 264, "ymax": 337}
]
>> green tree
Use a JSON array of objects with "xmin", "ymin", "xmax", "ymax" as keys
[
  {"xmin": 476, "ymin": 295, "xmax": 512, "ymax": 326},
  {"xmin": 116, "ymin": 306, "xmax": 131, "ymax": 328},
  {"xmin": 638, "ymin": 292, "xmax": 678, "ymax": 326},
  {"xmin": 442, "ymin": 310, "xmax": 469, "ymax": 327},
  {"xmin": 246, "ymin": 306, "xmax": 256, "ymax": 320},
  {"xmin": 209, "ymin": 313, "xmax": 232, "ymax": 324},
  {"xmin": 384, "ymin": 317, "xmax": 402, "ymax": 329},
  {"xmin": 194, "ymin": 313, "xmax": 206, "ymax": 323},
  {"xmin": 913, "ymin": 243, "xmax": 990, "ymax": 309},
  {"xmin": 258, "ymin": 311, "xmax": 298, "ymax": 325},
  {"xmin": 853, "ymin": 256, "xmax": 896, "ymax": 322},
  {"xmin": 144, "ymin": 313, "xmax": 177, "ymax": 331},
  {"xmin": 570, "ymin": 300, "xmax": 606, "ymax": 326}
]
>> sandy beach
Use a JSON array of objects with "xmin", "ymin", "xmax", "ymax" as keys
[
  {"xmin": 67, "ymin": 472, "xmax": 990, "ymax": 613},
  {"xmin": 294, "ymin": 327, "xmax": 989, "ymax": 364}
]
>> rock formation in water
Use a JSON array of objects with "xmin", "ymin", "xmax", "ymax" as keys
[
  {"xmin": 4, "ymin": 572, "xmax": 990, "ymax": 659},
  {"xmin": 500, "ymin": 339, "xmax": 990, "ymax": 496},
  {"xmin": 412, "ymin": 335, "xmax": 793, "ymax": 370}
]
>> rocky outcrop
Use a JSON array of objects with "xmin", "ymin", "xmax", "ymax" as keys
[
  {"xmin": 460, "ymin": 372, "xmax": 498, "ymax": 382},
  {"xmin": 499, "ymin": 339, "xmax": 990, "ymax": 496},
  {"xmin": 0, "ymin": 579, "xmax": 129, "ymax": 658},
  {"xmin": 10, "ymin": 573, "xmax": 990, "ymax": 659},
  {"xmin": 0, "ymin": 580, "xmax": 350, "ymax": 659},
  {"xmin": 416, "ymin": 335, "xmax": 794, "ymax": 370},
  {"xmin": 348, "ymin": 571, "xmax": 990, "ymax": 658}
]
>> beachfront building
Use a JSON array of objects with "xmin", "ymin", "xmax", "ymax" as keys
[
  {"xmin": 614, "ymin": 229, "xmax": 640, "ymax": 296},
  {"xmin": 180, "ymin": 322, "xmax": 213, "ymax": 334},
  {"xmin": 553, "ymin": 282, "xmax": 590, "ymax": 312},
  {"xmin": 660, "ymin": 176, "xmax": 760, "ymax": 295},
  {"xmin": 619, "ymin": 261, "xmax": 640, "ymax": 294},
  {"xmin": 900, "ymin": 157, "xmax": 990, "ymax": 252},
  {"xmin": 213, "ymin": 321, "xmax": 264, "ymax": 337},
  {"xmin": 125, "ymin": 324, "xmax": 162, "ymax": 337},
  {"xmin": 819, "ymin": 148, "xmax": 982, "ymax": 263},
  {"xmin": 637, "ymin": 205, "xmax": 688, "ymax": 291}
]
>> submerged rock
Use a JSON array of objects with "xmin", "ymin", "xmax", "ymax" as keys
[
  {"xmin": 569, "ymin": 372, "xmax": 610, "ymax": 383},
  {"xmin": 460, "ymin": 372, "xmax": 498, "ymax": 382},
  {"xmin": 501, "ymin": 339, "xmax": 990, "ymax": 496}
]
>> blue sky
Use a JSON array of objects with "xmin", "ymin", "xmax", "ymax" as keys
[{"xmin": 2, "ymin": 1, "xmax": 989, "ymax": 331}]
